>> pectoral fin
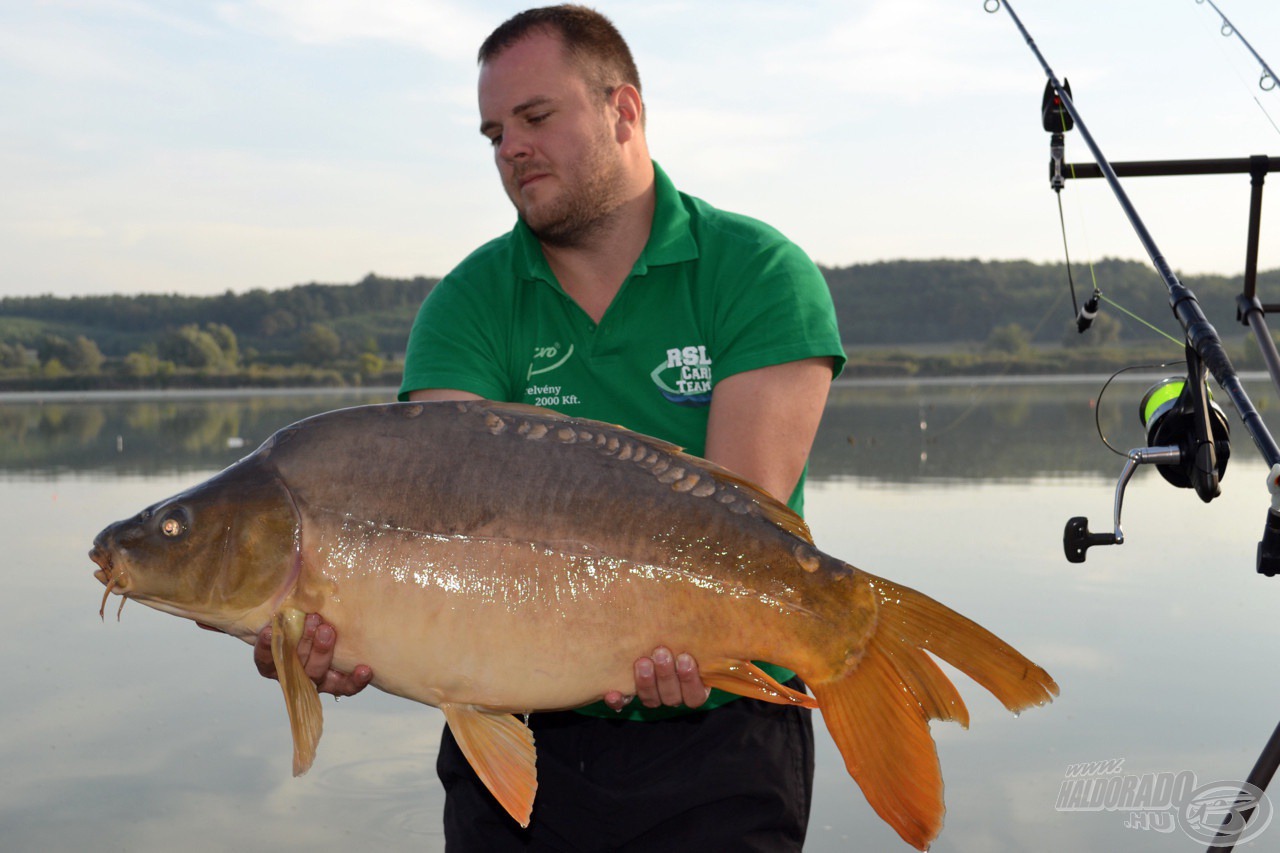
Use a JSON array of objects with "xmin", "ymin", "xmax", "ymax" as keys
[
  {"xmin": 702, "ymin": 659, "xmax": 817, "ymax": 708},
  {"xmin": 442, "ymin": 704, "xmax": 537, "ymax": 827},
  {"xmin": 270, "ymin": 608, "xmax": 324, "ymax": 776}
]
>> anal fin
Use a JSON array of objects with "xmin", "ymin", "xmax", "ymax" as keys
[
  {"xmin": 702, "ymin": 659, "xmax": 817, "ymax": 708},
  {"xmin": 270, "ymin": 608, "xmax": 324, "ymax": 776},
  {"xmin": 442, "ymin": 704, "xmax": 538, "ymax": 827}
]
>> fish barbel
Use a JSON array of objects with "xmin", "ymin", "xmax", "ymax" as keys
[{"xmin": 89, "ymin": 400, "xmax": 1057, "ymax": 850}]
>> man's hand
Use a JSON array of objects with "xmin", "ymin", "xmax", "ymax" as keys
[
  {"xmin": 603, "ymin": 647, "xmax": 710, "ymax": 711},
  {"xmin": 252, "ymin": 613, "xmax": 373, "ymax": 697}
]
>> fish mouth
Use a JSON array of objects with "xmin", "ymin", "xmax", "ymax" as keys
[{"xmin": 90, "ymin": 542, "xmax": 130, "ymax": 620}]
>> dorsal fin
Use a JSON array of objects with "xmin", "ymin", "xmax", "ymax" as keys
[
  {"xmin": 475, "ymin": 401, "xmax": 813, "ymax": 545},
  {"xmin": 477, "ymin": 400, "xmax": 684, "ymax": 454},
  {"xmin": 476, "ymin": 399, "xmax": 577, "ymax": 423},
  {"xmin": 689, "ymin": 461, "xmax": 814, "ymax": 544}
]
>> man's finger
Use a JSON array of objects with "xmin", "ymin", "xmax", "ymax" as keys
[
  {"xmin": 253, "ymin": 626, "xmax": 276, "ymax": 679},
  {"xmin": 292, "ymin": 614, "xmax": 319, "ymax": 679},
  {"xmin": 321, "ymin": 664, "xmax": 374, "ymax": 697},
  {"xmin": 602, "ymin": 689, "xmax": 635, "ymax": 711},
  {"xmin": 302, "ymin": 621, "xmax": 337, "ymax": 684},
  {"xmin": 634, "ymin": 656, "xmax": 659, "ymax": 707},
  {"xmin": 651, "ymin": 647, "xmax": 682, "ymax": 706},
  {"xmin": 676, "ymin": 653, "xmax": 710, "ymax": 708}
]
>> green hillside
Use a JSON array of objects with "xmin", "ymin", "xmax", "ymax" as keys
[{"xmin": 1, "ymin": 259, "xmax": 1274, "ymax": 390}]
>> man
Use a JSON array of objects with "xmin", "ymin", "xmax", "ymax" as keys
[{"xmin": 255, "ymin": 6, "xmax": 845, "ymax": 849}]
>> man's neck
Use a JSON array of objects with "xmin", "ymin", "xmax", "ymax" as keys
[{"xmin": 540, "ymin": 174, "xmax": 656, "ymax": 324}]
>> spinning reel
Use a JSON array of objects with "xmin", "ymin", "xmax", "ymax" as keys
[{"xmin": 1064, "ymin": 349, "xmax": 1230, "ymax": 563}]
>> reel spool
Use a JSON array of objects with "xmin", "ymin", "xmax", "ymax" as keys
[{"xmin": 1138, "ymin": 377, "xmax": 1230, "ymax": 490}]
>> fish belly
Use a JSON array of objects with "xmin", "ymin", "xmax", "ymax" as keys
[{"xmin": 299, "ymin": 515, "xmax": 834, "ymax": 713}]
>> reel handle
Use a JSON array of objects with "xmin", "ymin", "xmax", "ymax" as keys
[{"xmin": 1064, "ymin": 516, "xmax": 1119, "ymax": 563}]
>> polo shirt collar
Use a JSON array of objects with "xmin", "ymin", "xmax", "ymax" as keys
[
  {"xmin": 511, "ymin": 160, "xmax": 698, "ymax": 285},
  {"xmin": 642, "ymin": 161, "xmax": 698, "ymax": 268}
]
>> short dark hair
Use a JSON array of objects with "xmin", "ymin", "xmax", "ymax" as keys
[{"xmin": 478, "ymin": 5, "xmax": 642, "ymax": 98}]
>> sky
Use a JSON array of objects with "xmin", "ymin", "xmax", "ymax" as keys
[{"xmin": 3, "ymin": 0, "xmax": 1280, "ymax": 299}]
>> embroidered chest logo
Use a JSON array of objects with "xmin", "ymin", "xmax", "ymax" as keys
[
  {"xmin": 525, "ymin": 343, "xmax": 580, "ymax": 407},
  {"xmin": 650, "ymin": 345, "xmax": 712, "ymax": 407},
  {"xmin": 527, "ymin": 342, "xmax": 574, "ymax": 381}
]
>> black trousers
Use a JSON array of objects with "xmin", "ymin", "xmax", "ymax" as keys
[{"xmin": 437, "ymin": 681, "xmax": 815, "ymax": 852}]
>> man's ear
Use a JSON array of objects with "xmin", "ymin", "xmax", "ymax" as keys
[{"xmin": 611, "ymin": 83, "xmax": 643, "ymax": 142}]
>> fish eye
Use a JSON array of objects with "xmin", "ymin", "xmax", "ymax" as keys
[{"xmin": 159, "ymin": 508, "xmax": 188, "ymax": 538}]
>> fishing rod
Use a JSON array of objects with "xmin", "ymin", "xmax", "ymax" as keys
[
  {"xmin": 1196, "ymin": 0, "xmax": 1278, "ymax": 92},
  {"xmin": 988, "ymin": 0, "xmax": 1279, "ymax": 518},
  {"xmin": 987, "ymin": 2, "xmax": 1280, "ymax": 849}
]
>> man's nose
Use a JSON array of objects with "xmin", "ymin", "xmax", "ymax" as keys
[{"xmin": 498, "ymin": 128, "xmax": 531, "ymax": 161}]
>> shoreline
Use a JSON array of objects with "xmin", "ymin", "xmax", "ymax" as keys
[
  {"xmin": 6, "ymin": 371, "xmax": 1278, "ymax": 404},
  {"xmin": 0, "ymin": 386, "xmax": 401, "ymax": 404}
]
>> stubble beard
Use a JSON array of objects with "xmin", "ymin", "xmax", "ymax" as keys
[{"xmin": 517, "ymin": 130, "xmax": 628, "ymax": 249}]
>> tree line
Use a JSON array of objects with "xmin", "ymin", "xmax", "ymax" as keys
[
  {"xmin": 1, "ymin": 260, "xmax": 1273, "ymax": 388},
  {"xmin": 823, "ymin": 257, "xmax": 1264, "ymax": 348},
  {"xmin": 0, "ymin": 273, "xmax": 436, "ymax": 359}
]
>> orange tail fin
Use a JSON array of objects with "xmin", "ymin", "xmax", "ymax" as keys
[{"xmin": 808, "ymin": 573, "xmax": 1057, "ymax": 851}]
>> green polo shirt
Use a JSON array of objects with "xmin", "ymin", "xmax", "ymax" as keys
[{"xmin": 400, "ymin": 161, "xmax": 845, "ymax": 719}]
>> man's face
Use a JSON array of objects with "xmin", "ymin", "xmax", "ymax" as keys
[{"xmin": 478, "ymin": 32, "xmax": 626, "ymax": 247}]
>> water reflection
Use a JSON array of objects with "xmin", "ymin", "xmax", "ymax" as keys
[
  {"xmin": 6, "ymin": 380, "xmax": 1280, "ymax": 852},
  {"xmin": 819, "ymin": 376, "xmax": 1280, "ymax": 483},
  {"xmin": 8, "ymin": 377, "xmax": 1267, "ymax": 482},
  {"xmin": 0, "ymin": 390, "xmax": 387, "ymax": 476}
]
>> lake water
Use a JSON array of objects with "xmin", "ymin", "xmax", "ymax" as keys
[{"xmin": 4, "ymin": 379, "xmax": 1280, "ymax": 851}]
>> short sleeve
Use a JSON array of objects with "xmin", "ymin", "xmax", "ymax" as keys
[
  {"xmin": 398, "ymin": 273, "xmax": 515, "ymax": 402},
  {"xmin": 707, "ymin": 237, "xmax": 846, "ymax": 384}
]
